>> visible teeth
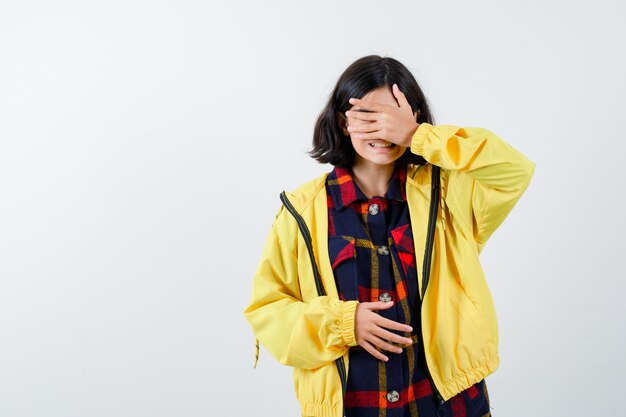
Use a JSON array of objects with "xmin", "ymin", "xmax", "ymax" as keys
[{"xmin": 370, "ymin": 142, "xmax": 394, "ymax": 148}]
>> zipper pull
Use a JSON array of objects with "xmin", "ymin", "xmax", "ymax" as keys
[
  {"xmin": 435, "ymin": 394, "xmax": 446, "ymax": 417},
  {"xmin": 253, "ymin": 337, "xmax": 259, "ymax": 368}
]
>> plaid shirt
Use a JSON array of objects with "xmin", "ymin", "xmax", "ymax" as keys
[{"xmin": 326, "ymin": 164, "xmax": 492, "ymax": 417}]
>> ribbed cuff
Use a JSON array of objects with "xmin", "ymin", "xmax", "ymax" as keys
[
  {"xmin": 340, "ymin": 300, "xmax": 359, "ymax": 347},
  {"xmin": 410, "ymin": 122, "xmax": 434, "ymax": 156}
]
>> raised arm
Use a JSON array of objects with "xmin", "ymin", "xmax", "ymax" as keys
[{"xmin": 410, "ymin": 123, "xmax": 536, "ymax": 252}]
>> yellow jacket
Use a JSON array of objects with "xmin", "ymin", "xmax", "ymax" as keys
[{"xmin": 243, "ymin": 122, "xmax": 536, "ymax": 417}]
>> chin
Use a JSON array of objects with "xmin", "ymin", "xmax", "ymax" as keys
[{"xmin": 356, "ymin": 152, "xmax": 402, "ymax": 167}]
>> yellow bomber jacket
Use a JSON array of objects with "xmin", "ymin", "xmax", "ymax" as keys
[{"xmin": 243, "ymin": 122, "xmax": 536, "ymax": 417}]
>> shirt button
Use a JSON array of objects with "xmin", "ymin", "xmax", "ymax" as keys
[
  {"xmin": 377, "ymin": 245, "xmax": 389, "ymax": 255},
  {"xmin": 379, "ymin": 292, "xmax": 392, "ymax": 302},
  {"xmin": 368, "ymin": 203, "xmax": 379, "ymax": 215},
  {"xmin": 387, "ymin": 390, "xmax": 400, "ymax": 403}
]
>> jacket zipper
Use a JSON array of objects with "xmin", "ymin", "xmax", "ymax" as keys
[
  {"xmin": 420, "ymin": 165, "xmax": 445, "ymax": 408},
  {"xmin": 279, "ymin": 191, "xmax": 348, "ymax": 417}
]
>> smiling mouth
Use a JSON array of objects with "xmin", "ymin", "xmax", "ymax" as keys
[{"xmin": 369, "ymin": 140, "xmax": 395, "ymax": 148}]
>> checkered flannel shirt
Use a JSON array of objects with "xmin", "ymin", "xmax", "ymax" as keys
[{"xmin": 325, "ymin": 163, "xmax": 491, "ymax": 417}]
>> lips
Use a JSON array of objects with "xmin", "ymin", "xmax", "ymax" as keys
[{"xmin": 368, "ymin": 140, "xmax": 395, "ymax": 148}]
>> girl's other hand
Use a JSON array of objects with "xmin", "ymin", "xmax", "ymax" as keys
[{"xmin": 354, "ymin": 300, "xmax": 414, "ymax": 362}]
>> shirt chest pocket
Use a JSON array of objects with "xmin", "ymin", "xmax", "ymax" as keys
[
  {"xmin": 328, "ymin": 236, "xmax": 358, "ymax": 301},
  {"xmin": 390, "ymin": 223, "xmax": 419, "ymax": 309}
]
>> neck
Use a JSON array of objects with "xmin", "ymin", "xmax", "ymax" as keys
[{"xmin": 350, "ymin": 158, "xmax": 396, "ymax": 198}]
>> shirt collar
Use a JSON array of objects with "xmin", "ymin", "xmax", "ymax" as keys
[{"xmin": 327, "ymin": 164, "xmax": 407, "ymax": 209}]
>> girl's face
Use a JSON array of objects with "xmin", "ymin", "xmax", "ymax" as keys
[{"xmin": 339, "ymin": 85, "xmax": 408, "ymax": 168}]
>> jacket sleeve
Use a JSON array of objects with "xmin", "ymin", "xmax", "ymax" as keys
[
  {"xmin": 243, "ymin": 204, "xmax": 360, "ymax": 370},
  {"xmin": 410, "ymin": 123, "xmax": 536, "ymax": 253}
]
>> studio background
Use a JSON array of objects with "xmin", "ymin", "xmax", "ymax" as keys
[{"xmin": 1, "ymin": 1, "xmax": 624, "ymax": 416}]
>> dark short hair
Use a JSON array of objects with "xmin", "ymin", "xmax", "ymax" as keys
[{"xmin": 308, "ymin": 55, "xmax": 435, "ymax": 168}]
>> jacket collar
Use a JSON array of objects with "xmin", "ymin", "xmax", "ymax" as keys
[
  {"xmin": 280, "ymin": 163, "xmax": 429, "ymax": 216},
  {"xmin": 326, "ymin": 164, "xmax": 408, "ymax": 209}
]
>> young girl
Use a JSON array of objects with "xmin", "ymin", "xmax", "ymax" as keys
[{"xmin": 243, "ymin": 55, "xmax": 535, "ymax": 417}]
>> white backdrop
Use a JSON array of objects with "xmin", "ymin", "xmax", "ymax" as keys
[{"xmin": 1, "ymin": 1, "xmax": 624, "ymax": 416}]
